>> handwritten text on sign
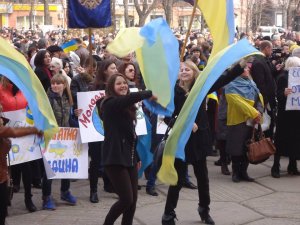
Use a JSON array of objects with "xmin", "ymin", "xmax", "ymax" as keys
[
  {"xmin": 287, "ymin": 67, "xmax": 300, "ymax": 110},
  {"xmin": 44, "ymin": 127, "xmax": 88, "ymax": 179},
  {"xmin": 77, "ymin": 89, "xmax": 147, "ymax": 143}
]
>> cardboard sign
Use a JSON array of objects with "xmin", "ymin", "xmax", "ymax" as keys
[
  {"xmin": 3, "ymin": 109, "xmax": 42, "ymax": 165},
  {"xmin": 43, "ymin": 127, "xmax": 88, "ymax": 179},
  {"xmin": 286, "ymin": 67, "xmax": 300, "ymax": 110},
  {"xmin": 77, "ymin": 89, "xmax": 147, "ymax": 143}
]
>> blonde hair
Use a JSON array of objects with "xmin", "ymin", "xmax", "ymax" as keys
[
  {"xmin": 179, "ymin": 60, "xmax": 200, "ymax": 92},
  {"xmin": 50, "ymin": 74, "xmax": 73, "ymax": 105},
  {"xmin": 284, "ymin": 56, "xmax": 300, "ymax": 70}
]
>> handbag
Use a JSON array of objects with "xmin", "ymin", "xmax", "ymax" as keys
[
  {"xmin": 153, "ymin": 118, "xmax": 174, "ymax": 171},
  {"xmin": 247, "ymin": 124, "xmax": 276, "ymax": 164}
]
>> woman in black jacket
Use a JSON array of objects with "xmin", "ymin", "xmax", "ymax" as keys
[
  {"xmin": 162, "ymin": 60, "xmax": 245, "ymax": 225},
  {"xmin": 34, "ymin": 50, "xmax": 52, "ymax": 91},
  {"xmin": 100, "ymin": 73, "xmax": 155, "ymax": 225}
]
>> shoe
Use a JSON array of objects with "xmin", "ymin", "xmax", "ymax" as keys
[
  {"xmin": 232, "ymin": 172, "xmax": 240, "ymax": 183},
  {"xmin": 221, "ymin": 164, "xmax": 230, "ymax": 175},
  {"xmin": 271, "ymin": 165, "xmax": 280, "ymax": 178},
  {"xmin": 61, "ymin": 191, "xmax": 77, "ymax": 205},
  {"xmin": 13, "ymin": 185, "xmax": 20, "ymax": 193},
  {"xmin": 287, "ymin": 163, "xmax": 300, "ymax": 175},
  {"xmin": 162, "ymin": 211, "xmax": 177, "ymax": 225},
  {"xmin": 90, "ymin": 191, "xmax": 99, "ymax": 203},
  {"xmin": 288, "ymin": 169, "xmax": 300, "ymax": 175},
  {"xmin": 43, "ymin": 196, "xmax": 56, "ymax": 210},
  {"xmin": 25, "ymin": 199, "xmax": 37, "ymax": 212},
  {"xmin": 214, "ymin": 159, "xmax": 222, "ymax": 166},
  {"xmin": 183, "ymin": 181, "xmax": 197, "ymax": 189},
  {"xmin": 198, "ymin": 207, "xmax": 215, "ymax": 225},
  {"xmin": 146, "ymin": 187, "xmax": 158, "ymax": 196},
  {"xmin": 240, "ymin": 172, "xmax": 254, "ymax": 182}
]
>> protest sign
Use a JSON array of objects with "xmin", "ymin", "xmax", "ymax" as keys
[
  {"xmin": 286, "ymin": 67, "xmax": 300, "ymax": 110},
  {"xmin": 43, "ymin": 127, "xmax": 88, "ymax": 179},
  {"xmin": 3, "ymin": 109, "xmax": 42, "ymax": 165},
  {"xmin": 77, "ymin": 89, "xmax": 147, "ymax": 143}
]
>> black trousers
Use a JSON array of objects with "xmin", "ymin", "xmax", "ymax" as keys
[
  {"xmin": 88, "ymin": 142, "xmax": 111, "ymax": 192},
  {"xmin": 103, "ymin": 165, "xmax": 138, "ymax": 225},
  {"xmin": 11, "ymin": 162, "xmax": 33, "ymax": 200},
  {"xmin": 0, "ymin": 182, "xmax": 8, "ymax": 225},
  {"xmin": 164, "ymin": 158, "xmax": 210, "ymax": 215}
]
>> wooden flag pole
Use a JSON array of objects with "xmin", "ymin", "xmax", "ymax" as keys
[
  {"xmin": 180, "ymin": 0, "xmax": 199, "ymax": 62},
  {"xmin": 88, "ymin": 28, "xmax": 93, "ymax": 76}
]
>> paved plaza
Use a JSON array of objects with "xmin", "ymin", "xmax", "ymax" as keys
[{"xmin": 6, "ymin": 156, "xmax": 300, "ymax": 225}]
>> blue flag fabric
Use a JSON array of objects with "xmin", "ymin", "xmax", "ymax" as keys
[{"xmin": 68, "ymin": 0, "xmax": 112, "ymax": 28}]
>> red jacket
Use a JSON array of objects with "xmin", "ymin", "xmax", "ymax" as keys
[{"xmin": 0, "ymin": 83, "xmax": 27, "ymax": 111}]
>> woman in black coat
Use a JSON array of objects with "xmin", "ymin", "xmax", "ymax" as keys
[
  {"xmin": 162, "ymin": 60, "xmax": 244, "ymax": 225},
  {"xmin": 34, "ymin": 50, "xmax": 52, "ymax": 91},
  {"xmin": 100, "ymin": 73, "xmax": 155, "ymax": 225},
  {"xmin": 271, "ymin": 56, "xmax": 300, "ymax": 178}
]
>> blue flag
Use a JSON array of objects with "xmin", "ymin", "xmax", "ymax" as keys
[{"xmin": 68, "ymin": 0, "xmax": 112, "ymax": 28}]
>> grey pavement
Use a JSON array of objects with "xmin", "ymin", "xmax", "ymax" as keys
[{"xmin": 6, "ymin": 156, "xmax": 300, "ymax": 225}]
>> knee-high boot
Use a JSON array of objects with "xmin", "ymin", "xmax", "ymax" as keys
[
  {"xmin": 231, "ymin": 161, "xmax": 241, "ymax": 183},
  {"xmin": 271, "ymin": 154, "xmax": 280, "ymax": 178},
  {"xmin": 240, "ymin": 160, "xmax": 254, "ymax": 182}
]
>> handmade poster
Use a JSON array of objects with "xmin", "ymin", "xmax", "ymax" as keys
[
  {"xmin": 286, "ymin": 67, "xmax": 300, "ymax": 110},
  {"xmin": 77, "ymin": 89, "xmax": 147, "ymax": 143},
  {"xmin": 3, "ymin": 109, "xmax": 42, "ymax": 165},
  {"xmin": 43, "ymin": 127, "xmax": 88, "ymax": 179}
]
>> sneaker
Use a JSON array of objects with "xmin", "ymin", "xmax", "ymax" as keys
[
  {"xmin": 61, "ymin": 191, "xmax": 77, "ymax": 205},
  {"xmin": 43, "ymin": 196, "xmax": 56, "ymax": 210}
]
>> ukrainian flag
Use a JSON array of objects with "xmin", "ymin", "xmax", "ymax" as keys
[
  {"xmin": 61, "ymin": 40, "xmax": 78, "ymax": 53},
  {"xmin": 107, "ymin": 18, "xmax": 180, "ymax": 117},
  {"xmin": 0, "ymin": 38, "xmax": 58, "ymax": 145}
]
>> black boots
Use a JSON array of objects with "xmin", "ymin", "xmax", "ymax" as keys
[
  {"xmin": 232, "ymin": 161, "xmax": 254, "ymax": 182},
  {"xmin": 287, "ymin": 159, "xmax": 300, "ymax": 175},
  {"xmin": 240, "ymin": 161, "xmax": 254, "ymax": 182},
  {"xmin": 271, "ymin": 163, "xmax": 280, "ymax": 178},
  {"xmin": 162, "ymin": 211, "xmax": 177, "ymax": 225},
  {"xmin": 198, "ymin": 207, "xmax": 215, "ymax": 225},
  {"xmin": 25, "ymin": 198, "xmax": 37, "ymax": 212},
  {"xmin": 232, "ymin": 162, "xmax": 241, "ymax": 183},
  {"xmin": 221, "ymin": 163, "xmax": 230, "ymax": 175},
  {"xmin": 90, "ymin": 191, "xmax": 99, "ymax": 203}
]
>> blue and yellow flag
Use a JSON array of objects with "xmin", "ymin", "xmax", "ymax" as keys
[
  {"xmin": 68, "ymin": 0, "xmax": 112, "ymax": 28},
  {"xmin": 197, "ymin": 0, "xmax": 235, "ymax": 59},
  {"xmin": 157, "ymin": 39, "xmax": 261, "ymax": 185},
  {"xmin": 0, "ymin": 38, "xmax": 58, "ymax": 145},
  {"xmin": 107, "ymin": 18, "xmax": 180, "ymax": 117},
  {"xmin": 225, "ymin": 77, "xmax": 263, "ymax": 125},
  {"xmin": 61, "ymin": 40, "xmax": 78, "ymax": 53}
]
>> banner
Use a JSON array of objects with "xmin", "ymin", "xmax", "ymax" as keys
[
  {"xmin": 68, "ymin": 0, "xmax": 112, "ymax": 28},
  {"xmin": 3, "ymin": 109, "xmax": 42, "ymax": 165},
  {"xmin": 43, "ymin": 127, "xmax": 88, "ymax": 179},
  {"xmin": 286, "ymin": 67, "xmax": 300, "ymax": 110},
  {"xmin": 77, "ymin": 89, "xmax": 147, "ymax": 143}
]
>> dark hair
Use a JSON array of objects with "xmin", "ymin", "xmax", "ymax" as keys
[
  {"xmin": 62, "ymin": 59, "xmax": 73, "ymax": 78},
  {"xmin": 34, "ymin": 50, "xmax": 50, "ymax": 67},
  {"xmin": 91, "ymin": 58, "xmax": 116, "ymax": 91},
  {"xmin": 104, "ymin": 73, "xmax": 136, "ymax": 121},
  {"xmin": 117, "ymin": 62, "xmax": 138, "ymax": 83}
]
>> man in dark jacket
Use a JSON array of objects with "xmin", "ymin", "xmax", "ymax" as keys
[{"xmin": 250, "ymin": 40, "xmax": 277, "ymax": 139}]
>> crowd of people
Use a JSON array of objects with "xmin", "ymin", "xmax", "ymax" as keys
[{"xmin": 0, "ymin": 25, "xmax": 300, "ymax": 225}]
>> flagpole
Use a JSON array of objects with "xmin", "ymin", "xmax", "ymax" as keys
[
  {"xmin": 180, "ymin": 0, "xmax": 198, "ymax": 62},
  {"xmin": 88, "ymin": 28, "xmax": 93, "ymax": 76}
]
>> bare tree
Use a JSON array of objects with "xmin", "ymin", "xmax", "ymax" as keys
[
  {"xmin": 162, "ymin": 0, "xmax": 174, "ymax": 25},
  {"xmin": 134, "ymin": 0, "xmax": 159, "ymax": 26},
  {"xmin": 123, "ymin": 0, "xmax": 130, "ymax": 27},
  {"xmin": 44, "ymin": 0, "xmax": 50, "ymax": 25}
]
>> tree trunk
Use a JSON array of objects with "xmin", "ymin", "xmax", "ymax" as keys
[
  {"xmin": 44, "ymin": 0, "xmax": 50, "ymax": 25},
  {"xmin": 134, "ymin": 0, "xmax": 159, "ymax": 26},
  {"xmin": 111, "ymin": 0, "xmax": 116, "ymax": 30},
  {"xmin": 162, "ymin": 0, "xmax": 173, "ymax": 26},
  {"xmin": 123, "ymin": 0, "xmax": 130, "ymax": 27}
]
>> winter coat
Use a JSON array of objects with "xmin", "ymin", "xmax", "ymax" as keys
[
  {"xmin": 70, "ymin": 73, "xmax": 93, "ymax": 109},
  {"xmin": 48, "ymin": 89, "xmax": 70, "ymax": 127},
  {"xmin": 275, "ymin": 70, "xmax": 300, "ymax": 159},
  {"xmin": 169, "ymin": 64, "xmax": 244, "ymax": 163},
  {"xmin": 34, "ymin": 66, "xmax": 52, "ymax": 92},
  {"xmin": 100, "ymin": 91, "xmax": 152, "ymax": 167}
]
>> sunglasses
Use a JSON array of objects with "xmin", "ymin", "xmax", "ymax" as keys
[{"xmin": 128, "ymin": 69, "xmax": 135, "ymax": 73}]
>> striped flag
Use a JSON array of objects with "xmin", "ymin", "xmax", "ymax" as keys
[{"xmin": 61, "ymin": 40, "xmax": 78, "ymax": 53}]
